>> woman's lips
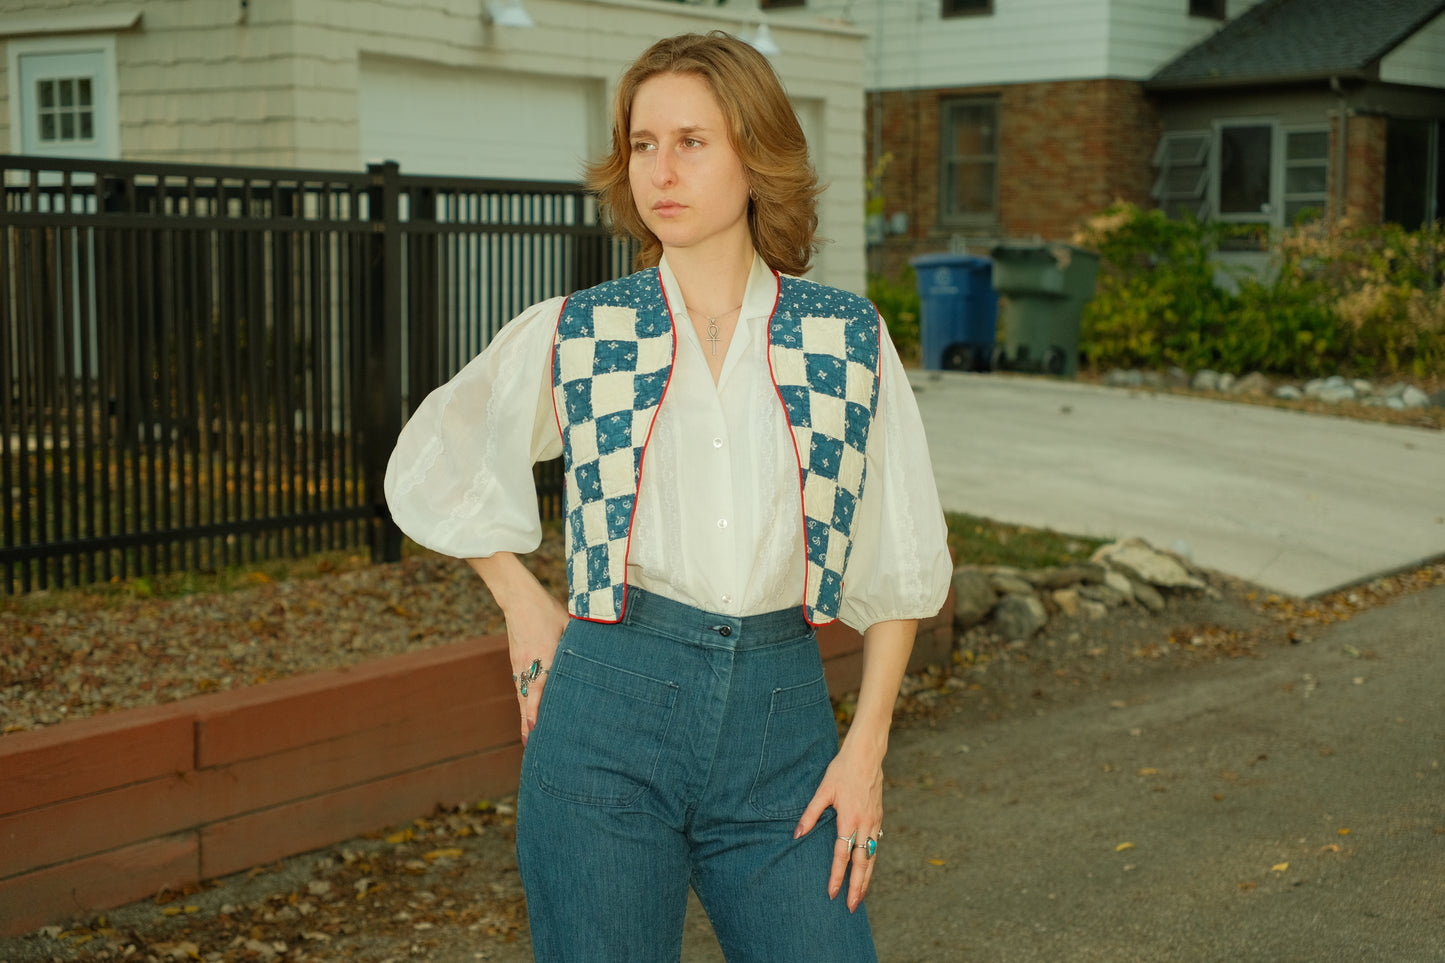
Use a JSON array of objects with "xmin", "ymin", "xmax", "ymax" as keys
[{"xmin": 652, "ymin": 200, "xmax": 685, "ymax": 216}]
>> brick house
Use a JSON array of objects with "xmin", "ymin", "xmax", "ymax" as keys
[{"xmin": 767, "ymin": 0, "xmax": 1445, "ymax": 278}]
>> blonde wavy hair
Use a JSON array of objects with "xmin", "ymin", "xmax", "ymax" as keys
[{"xmin": 586, "ymin": 31, "xmax": 822, "ymax": 276}]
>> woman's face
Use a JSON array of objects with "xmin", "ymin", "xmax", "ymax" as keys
[{"xmin": 628, "ymin": 71, "xmax": 752, "ymax": 259}]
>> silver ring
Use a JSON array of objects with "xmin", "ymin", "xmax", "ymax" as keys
[
  {"xmin": 854, "ymin": 836, "xmax": 878, "ymax": 859},
  {"xmin": 515, "ymin": 659, "xmax": 547, "ymax": 697},
  {"xmin": 836, "ymin": 830, "xmax": 856, "ymax": 847}
]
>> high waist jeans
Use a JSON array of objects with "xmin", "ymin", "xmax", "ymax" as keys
[{"xmin": 516, "ymin": 587, "xmax": 878, "ymax": 963}]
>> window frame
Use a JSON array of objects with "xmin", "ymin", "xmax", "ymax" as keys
[
  {"xmin": 942, "ymin": 0, "xmax": 994, "ymax": 19},
  {"xmin": 1211, "ymin": 118, "xmax": 1280, "ymax": 225},
  {"xmin": 6, "ymin": 34, "xmax": 120, "ymax": 159},
  {"xmin": 759, "ymin": 0, "xmax": 806, "ymax": 9},
  {"xmin": 1281, "ymin": 125, "xmax": 1330, "ymax": 225},
  {"xmin": 937, "ymin": 96, "xmax": 1000, "ymax": 228},
  {"xmin": 1188, "ymin": 0, "xmax": 1227, "ymax": 19}
]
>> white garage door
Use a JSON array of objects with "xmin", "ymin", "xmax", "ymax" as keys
[{"xmin": 360, "ymin": 56, "xmax": 595, "ymax": 181}]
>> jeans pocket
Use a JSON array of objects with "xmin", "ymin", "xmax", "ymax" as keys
[
  {"xmin": 749, "ymin": 673, "xmax": 837, "ymax": 820},
  {"xmin": 532, "ymin": 647, "xmax": 679, "ymax": 807}
]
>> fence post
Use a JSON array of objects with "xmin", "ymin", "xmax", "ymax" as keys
[{"xmin": 366, "ymin": 162, "xmax": 404, "ymax": 563}]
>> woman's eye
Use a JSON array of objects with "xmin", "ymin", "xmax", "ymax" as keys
[
  {"xmin": 683, "ymin": 137, "xmax": 702, "ymax": 148},
  {"xmin": 632, "ymin": 141, "xmax": 655, "ymax": 153}
]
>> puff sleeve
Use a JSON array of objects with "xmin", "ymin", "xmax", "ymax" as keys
[
  {"xmin": 835, "ymin": 319, "xmax": 953, "ymax": 633},
  {"xmin": 383, "ymin": 297, "xmax": 565, "ymax": 559}
]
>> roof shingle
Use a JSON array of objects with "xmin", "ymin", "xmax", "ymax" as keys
[{"xmin": 1148, "ymin": 0, "xmax": 1445, "ymax": 88}]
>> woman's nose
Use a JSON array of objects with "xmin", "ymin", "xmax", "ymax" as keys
[{"xmin": 651, "ymin": 151, "xmax": 676, "ymax": 187}]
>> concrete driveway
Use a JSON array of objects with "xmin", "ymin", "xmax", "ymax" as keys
[{"xmin": 909, "ymin": 371, "xmax": 1445, "ymax": 598}]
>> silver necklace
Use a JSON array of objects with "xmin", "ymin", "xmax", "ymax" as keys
[{"xmin": 687, "ymin": 302, "xmax": 742, "ymax": 356}]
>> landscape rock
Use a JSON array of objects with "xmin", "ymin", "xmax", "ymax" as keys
[
  {"xmin": 993, "ymin": 593, "xmax": 1048, "ymax": 641},
  {"xmin": 1400, "ymin": 386, "xmax": 1429, "ymax": 409},
  {"xmin": 1191, "ymin": 369, "xmax": 1222, "ymax": 392},
  {"xmin": 1104, "ymin": 368, "xmax": 1144, "ymax": 387},
  {"xmin": 1024, "ymin": 562, "xmax": 1107, "ymax": 589},
  {"xmin": 1079, "ymin": 599, "xmax": 1110, "ymax": 620},
  {"xmin": 1103, "ymin": 569, "xmax": 1135, "ymax": 601},
  {"xmin": 1216, "ymin": 372, "xmax": 1236, "ymax": 393},
  {"xmin": 1092, "ymin": 538, "xmax": 1205, "ymax": 590},
  {"xmin": 1130, "ymin": 579, "xmax": 1166, "ymax": 612},
  {"xmin": 1078, "ymin": 582, "xmax": 1128, "ymax": 607},
  {"xmin": 1274, "ymin": 385, "xmax": 1303, "ymax": 400},
  {"xmin": 990, "ymin": 573, "xmax": 1038, "ymax": 596},
  {"xmin": 1052, "ymin": 588, "xmax": 1082, "ymax": 617},
  {"xmin": 952, "ymin": 569, "xmax": 999, "ymax": 628},
  {"xmin": 1232, "ymin": 371, "xmax": 1271, "ymax": 396}
]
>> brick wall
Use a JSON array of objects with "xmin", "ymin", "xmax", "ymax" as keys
[
  {"xmin": 0, "ymin": 602, "xmax": 953, "ymax": 937},
  {"xmin": 1344, "ymin": 114, "xmax": 1388, "ymax": 225},
  {"xmin": 868, "ymin": 79, "xmax": 1161, "ymax": 278}
]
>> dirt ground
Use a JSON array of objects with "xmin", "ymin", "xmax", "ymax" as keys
[{"xmin": 3, "ymin": 561, "xmax": 1442, "ymax": 963}]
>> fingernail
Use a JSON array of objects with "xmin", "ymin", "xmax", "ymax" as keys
[{"xmin": 792, "ymin": 826, "xmax": 802, "ymax": 839}]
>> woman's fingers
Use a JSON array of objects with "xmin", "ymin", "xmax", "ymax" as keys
[{"xmin": 846, "ymin": 833, "xmax": 878, "ymax": 911}]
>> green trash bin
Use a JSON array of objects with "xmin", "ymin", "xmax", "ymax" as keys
[{"xmin": 990, "ymin": 242, "xmax": 1100, "ymax": 377}]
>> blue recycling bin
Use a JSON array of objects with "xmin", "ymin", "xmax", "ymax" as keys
[{"xmin": 910, "ymin": 253, "xmax": 998, "ymax": 371}]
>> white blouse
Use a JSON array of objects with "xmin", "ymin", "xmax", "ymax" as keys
[{"xmin": 384, "ymin": 254, "xmax": 952, "ymax": 633}]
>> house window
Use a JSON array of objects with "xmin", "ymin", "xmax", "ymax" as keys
[
  {"xmin": 1217, "ymin": 123, "xmax": 1273, "ymax": 218},
  {"xmin": 1282, "ymin": 128, "xmax": 1329, "ymax": 224},
  {"xmin": 1152, "ymin": 130, "xmax": 1210, "ymax": 220},
  {"xmin": 759, "ymin": 0, "xmax": 805, "ymax": 8},
  {"xmin": 8, "ymin": 41, "xmax": 119, "ymax": 159},
  {"xmin": 943, "ymin": 0, "xmax": 993, "ymax": 18},
  {"xmin": 36, "ymin": 77, "xmax": 96, "ymax": 144},
  {"xmin": 939, "ymin": 98, "xmax": 998, "ymax": 225},
  {"xmin": 1189, "ymin": 0, "xmax": 1226, "ymax": 18},
  {"xmin": 1384, "ymin": 118, "xmax": 1444, "ymax": 230}
]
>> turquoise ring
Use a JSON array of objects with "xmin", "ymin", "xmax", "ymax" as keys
[{"xmin": 855, "ymin": 836, "xmax": 878, "ymax": 859}]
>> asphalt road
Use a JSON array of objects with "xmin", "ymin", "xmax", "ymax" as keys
[{"xmin": 862, "ymin": 582, "xmax": 1445, "ymax": 963}]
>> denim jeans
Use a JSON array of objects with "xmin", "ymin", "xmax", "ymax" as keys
[{"xmin": 516, "ymin": 587, "xmax": 878, "ymax": 963}]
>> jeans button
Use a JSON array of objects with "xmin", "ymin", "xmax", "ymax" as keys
[{"xmin": 716, "ymin": 625, "xmax": 732, "ymax": 637}]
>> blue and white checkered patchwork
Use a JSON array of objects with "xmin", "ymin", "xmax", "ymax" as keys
[
  {"xmin": 553, "ymin": 270, "xmax": 674, "ymax": 621},
  {"xmin": 768, "ymin": 276, "xmax": 881, "ymax": 624}
]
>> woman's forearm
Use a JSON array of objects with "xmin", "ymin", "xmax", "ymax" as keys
[{"xmin": 840, "ymin": 618, "xmax": 918, "ymax": 762}]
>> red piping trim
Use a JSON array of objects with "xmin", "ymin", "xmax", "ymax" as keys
[
  {"xmin": 610, "ymin": 267, "xmax": 677, "ymax": 624},
  {"xmin": 764, "ymin": 272, "xmax": 832, "ymax": 628}
]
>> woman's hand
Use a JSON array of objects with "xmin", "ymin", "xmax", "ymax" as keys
[
  {"xmin": 794, "ymin": 742, "xmax": 885, "ymax": 912},
  {"xmin": 501, "ymin": 591, "xmax": 569, "ymax": 744},
  {"xmin": 466, "ymin": 553, "xmax": 570, "ymax": 746}
]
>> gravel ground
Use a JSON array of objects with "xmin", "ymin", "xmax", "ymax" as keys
[{"xmin": 0, "ymin": 532, "xmax": 568, "ymax": 735}]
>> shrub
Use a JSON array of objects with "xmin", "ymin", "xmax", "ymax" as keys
[
  {"xmin": 869, "ymin": 267, "xmax": 921, "ymax": 364},
  {"xmin": 1076, "ymin": 204, "xmax": 1444, "ymax": 379}
]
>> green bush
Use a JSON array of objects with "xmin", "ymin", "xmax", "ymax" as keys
[
  {"xmin": 868, "ymin": 267, "xmax": 921, "ymax": 364},
  {"xmin": 1076, "ymin": 204, "xmax": 1444, "ymax": 379}
]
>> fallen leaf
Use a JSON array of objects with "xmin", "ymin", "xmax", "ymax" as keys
[
  {"xmin": 1321, "ymin": 844, "xmax": 1341, "ymax": 853},
  {"xmin": 1115, "ymin": 842, "xmax": 1135, "ymax": 852},
  {"xmin": 1137, "ymin": 768, "xmax": 1159, "ymax": 776},
  {"xmin": 424, "ymin": 847, "xmax": 463, "ymax": 862},
  {"xmin": 1238, "ymin": 881, "xmax": 1257, "ymax": 891},
  {"xmin": 386, "ymin": 828, "xmax": 414, "ymax": 844},
  {"xmin": 928, "ymin": 858, "xmax": 946, "ymax": 866},
  {"xmin": 1338, "ymin": 828, "xmax": 1351, "ymax": 836},
  {"xmin": 1271, "ymin": 862, "xmax": 1289, "ymax": 872}
]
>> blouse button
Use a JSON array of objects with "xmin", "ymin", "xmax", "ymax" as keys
[
  {"xmin": 713, "ymin": 437, "xmax": 724, "ymax": 448},
  {"xmin": 717, "ymin": 518, "xmax": 728, "ymax": 530},
  {"xmin": 721, "ymin": 594, "xmax": 733, "ymax": 604}
]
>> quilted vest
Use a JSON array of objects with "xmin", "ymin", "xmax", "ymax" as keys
[{"xmin": 550, "ymin": 267, "xmax": 880, "ymax": 625}]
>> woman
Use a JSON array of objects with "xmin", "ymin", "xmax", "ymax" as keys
[{"xmin": 385, "ymin": 31, "xmax": 951, "ymax": 962}]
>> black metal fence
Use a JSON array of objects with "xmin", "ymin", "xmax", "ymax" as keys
[{"xmin": 1, "ymin": 154, "xmax": 629, "ymax": 593}]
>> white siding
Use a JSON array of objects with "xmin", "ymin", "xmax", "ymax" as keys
[
  {"xmin": 767, "ymin": 0, "xmax": 1111, "ymax": 89},
  {"xmin": 763, "ymin": 0, "xmax": 1270, "ymax": 90},
  {"xmin": 1380, "ymin": 10, "xmax": 1445, "ymax": 90},
  {"xmin": 1105, "ymin": 0, "xmax": 1266, "ymax": 79}
]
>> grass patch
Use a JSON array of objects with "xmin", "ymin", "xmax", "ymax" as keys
[
  {"xmin": 1, "ymin": 548, "xmax": 377, "ymax": 617},
  {"xmin": 945, "ymin": 512, "xmax": 1106, "ymax": 570}
]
